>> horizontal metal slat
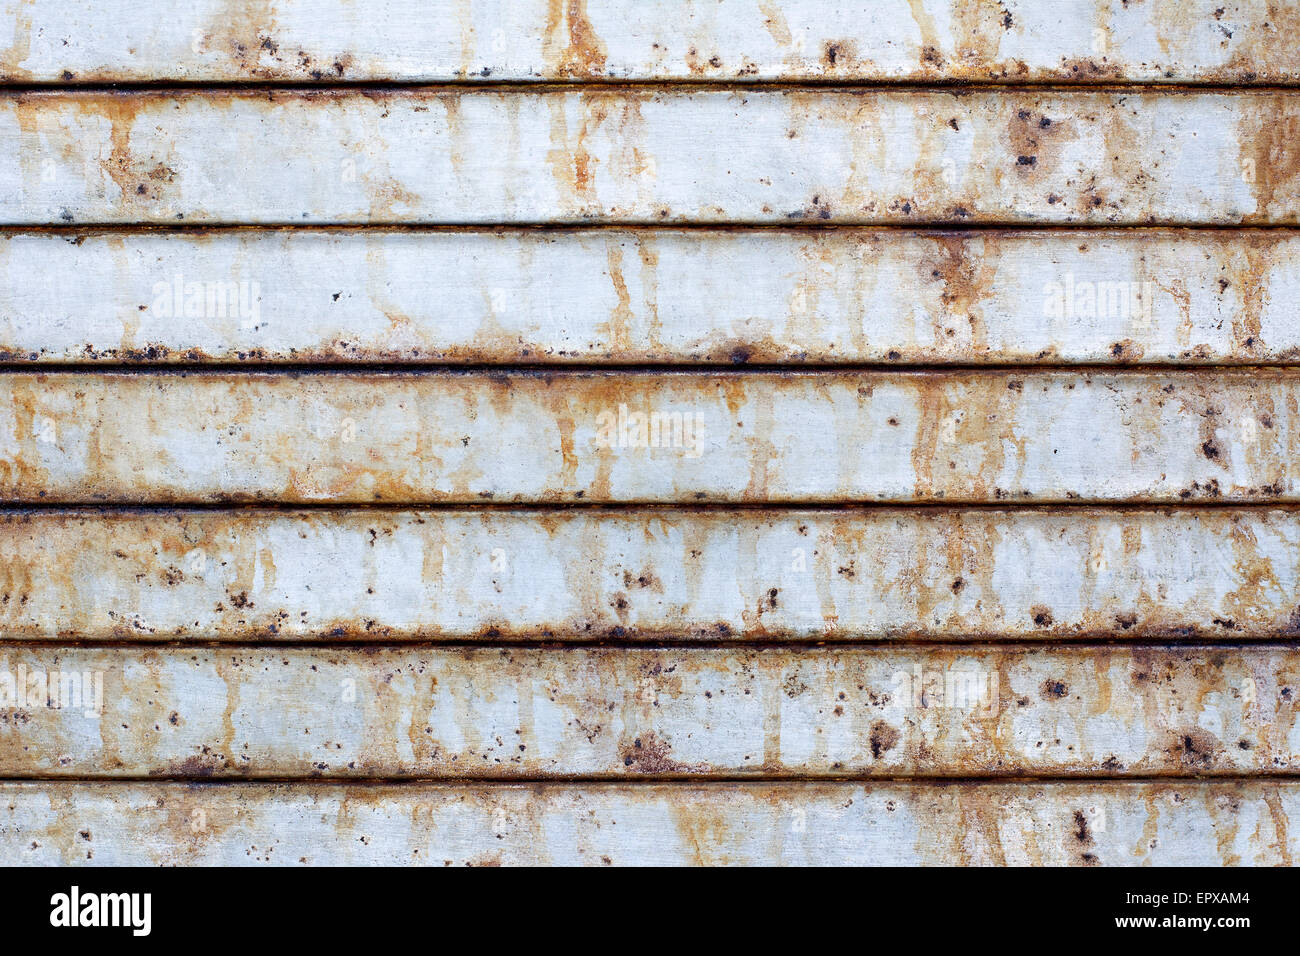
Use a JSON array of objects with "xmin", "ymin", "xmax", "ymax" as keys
[
  {"xmin": 1, "ymin": 89, "xmax": 1298, "ymax": 224},
  {"xmin": 3, "ymin": 229, "xmax": 1299, "ymax": 365},
  {"xmin": 2, "ymin": 0, "xmax": 1297, "ymax": 85},
  {"xmin": 2, "ymin": 508, "xmax": 1297, "ymax": 642},
  {"xmin": 3, "ymin": 369, "xmax": 1296, "ymax": 503},
  {"xmin": 4, "ymin": 781, "xmax": 1293, "ymax": 865},
  {"xmin": 0, "ymin": 644, "xmax": 1290, "ymax": 777}
]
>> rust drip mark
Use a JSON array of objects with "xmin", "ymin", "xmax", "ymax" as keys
[
  {"xmin": 918, "ymin": 235, "xmax": 996, "ymax": 355},
  {"xmin": 454, "ymin": 0, "xmax": 477, "ymax": 80},
  {"xmin": 544, "ymin": 90, "xmax": 649, "ymax": 219},
  {"xmin": 904, "ymin": 0, "xmax": 1032, "ymax": 82},
  {"xmin": 87, "ymin": 98, "xmax": 143, "ymax": 205},
  {"xmin": 1003, "ymin": 103, "xmax": 1077, "ymax": 191},
  {"xmin": 632, "ymin": 235, "xmax": 662, "ymax": 351},
  {"xmin": 16, "ymin": 93, "xmax": 178, "ymax": 216},
  {"xmin": 757, "ymin": 1, "xmax": 792, "ymax": 49},
  {"xmin": 1218, "ymin": 520, "xmax": 1284, "ymax": 627},
  {"xmin": 0, "ymin": 0, "xmax": 35, "ymax": 81},
  {"xmin": 1247, "ymin": 109, "xmax": 1300, "ymax": 223},
  {"xmin": 0, "ymin": 377, "xmax": 55, "ymax": 493},
  {"xmin": 602, "ymin": 240, "xmax": 634, "ymax": 351},
  {"xmin": 905, "ymin": 0, "xmax": 943, "ymax": 73},
  {"xmin": 1232, "ymin": 234, "xmax": 1273, "ymax": 354},
  {"xmin": 544, "ymin": 0, "xmax": 608, "ymax": 78},
  {"xmin": 1264, "ymin": 788, "xmax": 1294, "ymax": 866},
  {"xmin": 948, "ymin": 0, "xmax": 1011, "ymax": 70}
]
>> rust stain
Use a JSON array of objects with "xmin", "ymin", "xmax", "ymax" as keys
[
  {"xmin": 1247, "ymin": 108, "xmax": 1300, "ymax": 223},
  {"xmin": 601, "ymin": 240, "xmax": 634, "ymax": 351},
  {"xmin": 2, "ymin": 0, "xmax": 1297, "ymax": 870},
  {"xmin": 6, "ymin": 507, "xmax": 1300, "ymax": 642},
  {"xmin": 544, "ymin": 0, "xmax": 608, "ymax": 78},
  {"xmin": 0, "ymin": 645, "xmax": 1294, "ymax": 779},
  {"xmin": 757, "ymin": 0, "xmax": 792, "ymax": 48},
  {"xmin": 0, "ymin": 0, "xmax": 34, "ymax": 80},
  {"xmin": 917, "ymin": 235, "xmax": 997, "ymax": 355}
]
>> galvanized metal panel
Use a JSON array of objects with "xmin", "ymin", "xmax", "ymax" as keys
[
  {"xmin": 3, "ymin": 780, "xmax": 1294, "ymax": 865},
  {"xmin": 0, "ymin": 644, "xmax": 1290, "ymax": 777},
  {"xmin": 2, "ymin": 89, "xmax": 1298, "ymax": 225},
  {"xmin": 3, "ymin": 369, "xmax": 1296, "ymax": 503},
  {"xmin": 3, "ymin": 0, "xmax": 1297, "ymax": 872},
  {"xmin": 2, "ymin": 508, "xmax": 1297, "ymax": 642},
  {"xmin": 3, "ymin": 0, "xmax": 1298, "ymax": 84},
  {"xmin": 4, "ymin": 228, "xmax": 1300, "ymax": 365}
]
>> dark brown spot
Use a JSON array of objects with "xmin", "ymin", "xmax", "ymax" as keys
[
  {"xmin": 869, "ymin": 721, "xmax": 899, "ymax": 760},
  {"xmin": 1040, "ymin": 680, "xmax": 1069, "ymax": 699}
]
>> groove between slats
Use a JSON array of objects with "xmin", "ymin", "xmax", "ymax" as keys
[
  {"xmin": 8, "ymin": 774, "xmax": 1298, "ymax": 785},
  {"xmin": 6, "ymin": 637, "xmax": 1300, "ymax": 650},
  {"xmin": 5, "ymin": 500, "xmax": 1300, "ymax": 512},
  {"xmin": 8, "ymin": 222, "xmax": 1300, "ymax": 232},
  {"xmin": 5, "ymin": 82, "xmax": 1300, "ymax": 94},
  {"xmin": 12, "ymin": 363, "xmax": 1300, "ymax": 374},
  {"xmin": 6, "ymin": 81, "xmax": 1300, "ymax": 92}
]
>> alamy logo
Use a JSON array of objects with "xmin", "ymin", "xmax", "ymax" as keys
[
  {"xmin": 0, "ymin": 665, "xmax": 102, "ymax": 717},
  {"xmin": 50, "ymin": 886, "xmax": 151, "ymax": 936},
  {"xmin": 150, "ymin": 273, "xmax": 261, "ymax": 327},
  {"xmin": 1042, "ymin": 273, "xmax": 1154, "ymax": 324},
  {"xmin": 594, "ymin": 403, "xmax": 706, "ymax": 459},
  {"xmin": 891, "ymin": 665, "xmax": 999, "ymax": 716}
]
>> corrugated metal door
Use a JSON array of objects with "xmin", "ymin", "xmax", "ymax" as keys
[{"xmin": 1, "ymin": 0, "xmax": 1298, "ymax": 865}]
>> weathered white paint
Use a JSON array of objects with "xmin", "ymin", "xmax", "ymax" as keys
[
  {"xmin": 1, "ymin": 370, "xmax": 1295, "ymax": 503},
  {"xmin": 1, "ymin": 508, "xmax": 1295, "ymax": 641},
  {"xmin": 1, "ymin": 90, "xmax": 1296, "ymax": 224},
  {"xmin": 2, "ymin": 0, "xmax": 1296, "ymax": 872},
  {"xmin": 2, "ymin": 781, "xmax": 1295, "ymax": 865},
  {"xmin": 1, "ymin": 0, "xmax": 1296, "ymax": 84},
  {"xmin": 0, "ymin": 645, "xmax": 1284, "ymax": 777},
  {"xmin": 2, "ymin": 229, "xmax": 1297, "ymax": 365}
]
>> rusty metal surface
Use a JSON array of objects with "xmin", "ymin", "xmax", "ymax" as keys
[
  {"xmin": 2, "ymin": 89, "xmax": 1299, "ymax": 225},
  {"xmin": 2, "ymin": 369, "xmax": 1297, "ymax": 504},
  {"xmin": 3, "ymin": 1, "xmax": 1299, "ymax": 871},
  {"xmin": 2, "ymin": 508, "xmax": 1298, "ymax": 642},
  {"xmin": 0, "ymin": 644, "xmax": 1291, "ymax": 778},
  {"xmin": 4, "ymin": 780, "xmax": 1296, "ymax": 865},
  {"xmin": 3, "ymin": 0, "xmax": 1299, "ymax": 84},
  {"xmin": 5, "ymin": 228, "xmax": 1300, "ymax": 365}
]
